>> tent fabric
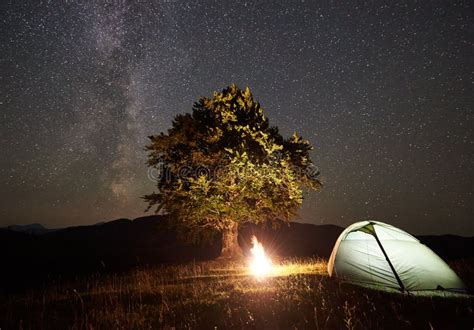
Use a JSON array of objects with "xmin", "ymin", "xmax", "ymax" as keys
[{"xmin": 327, "ymin": 220, "xmax": 466, "ymax": 292}]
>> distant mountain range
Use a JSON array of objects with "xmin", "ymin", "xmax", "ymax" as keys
[
  {"xmin": 1, "ymin": 216, "xmax": 473, "ymax": 292},
  {"xmin": 7, "ymin": 223, "xmax": 59, "ymax": 235}
]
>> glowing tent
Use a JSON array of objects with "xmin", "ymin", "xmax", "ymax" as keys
[{"xmin": 328, "ymin": 220, "xmax": 466, "ymax": 292}]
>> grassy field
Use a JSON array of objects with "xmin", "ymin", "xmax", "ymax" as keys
[{"xmin": 1, "ymin": 258, "xmax": 473, "ymax": 329}]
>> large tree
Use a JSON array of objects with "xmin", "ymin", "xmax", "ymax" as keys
[{"xmin": 144, "ymin": 84, "xmax": 321, "ymax": 258}]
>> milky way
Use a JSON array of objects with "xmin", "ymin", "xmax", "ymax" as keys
[{"xmin": 1, "ymin": 1, "xmax": 472, "ymax": 235}]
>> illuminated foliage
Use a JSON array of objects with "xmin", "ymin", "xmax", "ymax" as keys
[{"xmin": 144, "ymin": 84, "xmax": 321, "ymax": 252}]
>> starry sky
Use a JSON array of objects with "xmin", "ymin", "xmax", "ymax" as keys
[{"xmin": 1, "ymin": 1, "xmax": 472, "ymax": 235}]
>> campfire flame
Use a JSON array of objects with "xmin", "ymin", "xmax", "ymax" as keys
[{"xmin": 249, "ymin": 236, "xmax": 272, "ymax": 278}]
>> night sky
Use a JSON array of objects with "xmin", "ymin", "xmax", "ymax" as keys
[{"xmin": 1, "ymin": 1, "xmax": 472, "ymax": 235}]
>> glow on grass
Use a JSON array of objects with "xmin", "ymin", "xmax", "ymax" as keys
[{"xmin": 248, "ymin": 236, "xmax": 273, "ymax": 279}]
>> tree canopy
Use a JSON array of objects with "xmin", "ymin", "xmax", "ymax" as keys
[{"xmin": 144, "ymin": 84, "xmax": 321, "ymax": 247}]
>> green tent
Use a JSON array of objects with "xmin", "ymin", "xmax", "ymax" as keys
[{"xmin": 328, "ymin": 220, "xmax": 466, "ymax": 292}]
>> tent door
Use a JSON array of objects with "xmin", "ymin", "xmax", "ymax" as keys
[
  {"xmin": 372, "ymin": 231, "xmax": 405, "ymax": 292},
  {"xmin": 358, "ymin": 223, "xmax": 406, "ymax": 292}
]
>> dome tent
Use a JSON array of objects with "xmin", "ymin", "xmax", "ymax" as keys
[{"xmin": 328, "ymin": 220, "xmax": 466, "ymax": 292}]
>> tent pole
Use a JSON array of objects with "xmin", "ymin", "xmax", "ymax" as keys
[{"xmin": 372, "ymin": 232, "xmax": 406, "ymax": 292}]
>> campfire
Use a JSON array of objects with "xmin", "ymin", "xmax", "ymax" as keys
[{"xmin": 248, "ymin": 236, "xmax": 273, "ymax": 279}]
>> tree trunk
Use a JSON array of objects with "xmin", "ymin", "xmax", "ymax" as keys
[{"xmin": 219, "ymin": 222, "xmax": 242, "ymax": 259}]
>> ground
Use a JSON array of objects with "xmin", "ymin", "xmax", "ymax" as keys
[{"xmin": 1, "ymin": 258, "xmax": 473, "ymax": 329}]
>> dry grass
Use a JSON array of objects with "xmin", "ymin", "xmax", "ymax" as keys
[{"xmin": 1, "ymin": 258, "xmax": 473, "ymax": 329}]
